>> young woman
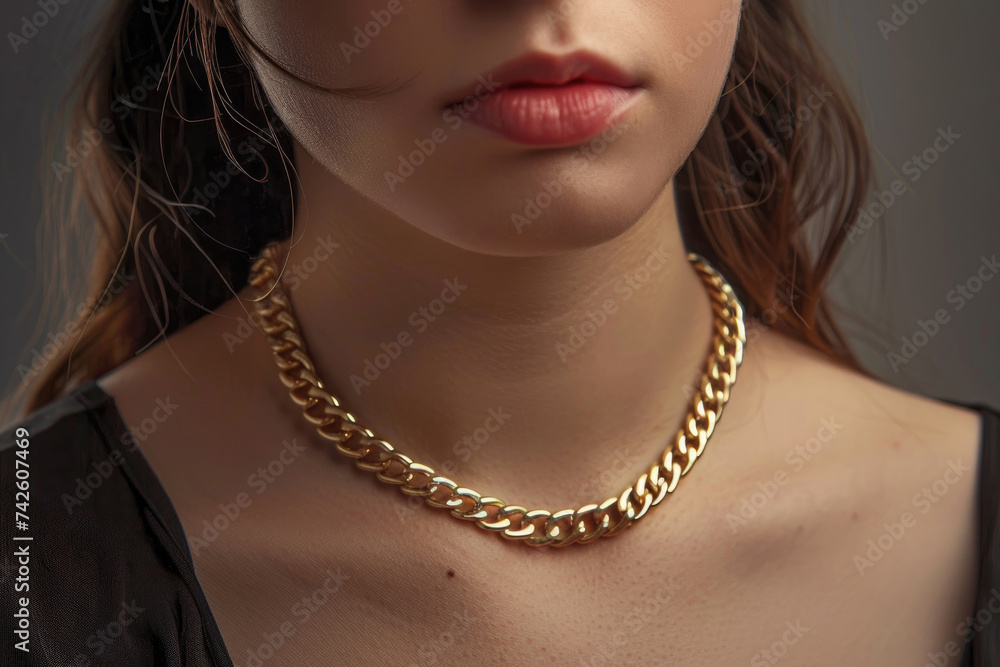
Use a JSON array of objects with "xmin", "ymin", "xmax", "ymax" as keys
[{"xmin": 3, "ymin": 0, "xmax": 997, "ymax": 665}]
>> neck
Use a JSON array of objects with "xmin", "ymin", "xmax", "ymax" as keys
[{"xmin": 273, "ymin": 155, "xmax": 716, "ymax": 507}]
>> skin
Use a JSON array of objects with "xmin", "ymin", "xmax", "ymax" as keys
[{"xmin": 96, "ymin": 0, "xmax": 982, "ymax": 664}]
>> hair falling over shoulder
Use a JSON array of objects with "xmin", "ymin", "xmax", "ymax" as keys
[{"xmin": 6, "ymin": 0, "xmax": 873, "ymax": 421}]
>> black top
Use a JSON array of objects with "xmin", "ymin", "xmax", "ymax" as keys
[{"xmin": 1, "ymin": 379, "xmax": 998, "ymax": 666}]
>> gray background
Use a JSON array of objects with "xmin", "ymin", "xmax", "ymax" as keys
[{"xmin": 1, "ymin": 0, "xmax": 997, "ymax": 409}]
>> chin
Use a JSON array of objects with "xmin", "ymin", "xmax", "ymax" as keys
[{"xmin": 364, "ymin": 133, "xmax": 681, "ymax": 258}]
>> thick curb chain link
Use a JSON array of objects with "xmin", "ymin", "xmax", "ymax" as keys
[{"xmin": 247, "ymin": 244, "xmax": 746, "ymax": 548}]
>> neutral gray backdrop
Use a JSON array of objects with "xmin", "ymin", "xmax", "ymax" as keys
[{"xmin": 1, "ymin": 0, "xmax": 997, "ymax": 408}]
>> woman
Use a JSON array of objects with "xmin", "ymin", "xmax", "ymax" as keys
[{"xmin": 2, "ymin": 0, "xmax": 997, "ymax": 665}]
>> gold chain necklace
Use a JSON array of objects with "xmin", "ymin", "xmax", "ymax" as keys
[{"xmin": 247, "ymin": 242, "xmax": 746, "ymax": 548}]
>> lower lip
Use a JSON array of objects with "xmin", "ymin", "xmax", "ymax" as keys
[{"xmin": 454, "ymin": 82, "xmax": 640, "ymax": 146}]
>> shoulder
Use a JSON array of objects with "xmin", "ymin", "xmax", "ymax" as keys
[
  {"xmin": 94, "ymin": 282, "xmax": 273, "ymax": 421},
  {"xmin": 93, "ymin": 283, "xmax": 293, "ymax": 474},
  {"xmin": 0, "ymin": 386, "xmax": 218, "ymax": 665},
  {"xmin": 1, "ymin": 381, "xmax": 105, "ymax": 445},
  {"xmin": 701, "ymin": 327, "xmax": 985, "ymax": 644},
  {"xmin": 694, "ymin": 328, "xmax": 987, "ymax": 666},
  {"xmin": 714, "ymin": 326, "xmax": 982, "ymax": 612},
  {"xmin": 737, "ymin": 328, "xmax": 985, "ymax": 522},
  {"xmin": 712, "ymin": 325, "xmax": 983, "ymax": 570},
  {"xmin": 737, "ymin": 326, "xmax": 984, "ymax": 467},
  {"xmin": 0, "ymin": 378, "xmax": 153, "ymax": 525},
  {"xmin": 0, "ymin": 382, "xmax": 117, "ymax": 483}
]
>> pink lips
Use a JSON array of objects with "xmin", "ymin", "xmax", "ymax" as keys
[{"xmin": 445, "ymin": 51, "xmax": 642, "ymax": 147}]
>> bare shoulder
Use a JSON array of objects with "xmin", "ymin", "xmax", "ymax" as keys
[
  {"xmin": 96, "ymin": 281, "xmax": 268, "ymax": 394},
  {"xmin": 729, "ymin": 325, "xmax": 983, "ymax": 469},
  {"xmin": 721, "ymin": 326, "xmax": 984, "ymax": 526},
  {"xmin": 93, "ymin": 282, "xmax": 288, "ymax": 466},
  {"xmin": 705, "ymin": 326, "xmax": 981, "ymax": 660}
]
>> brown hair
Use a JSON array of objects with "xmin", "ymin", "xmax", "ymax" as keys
[{"xmin": 4, "ymin": 0, "xmax": 872, "ymax": 421}]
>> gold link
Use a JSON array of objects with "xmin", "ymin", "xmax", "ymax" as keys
[
  {"xmin": 578, "ymin": 513, "xmax": 610, "ymax": 543},
  {"xmin": 379, "ymin": 456, "xmax": 420, "ymax": 486},
  {"xmin": 248, "ymin": 246, "xmax": 745, "ymax": 548},
  {"xmin": 468, "ymin": 497, "xmax": 507, "ymax": 524},
  {"xmin": 548, "ymin": 510, "xmax": 586, "ymax": 548},
  {"xmin": 646, "ymin": 466, "xmax": 668, "ymax": 506},
  {"xmin": 449, "ymin": 488, "xmax": 484, "ymax": 518},
  {"xmin": 355, "ymin": 439, "xmax": 394, "ymax": 472},
  {"xmin": 424, "ymin": 477, "xmax": 460, "ymax": 508},
  {"xmin": 634, "ymin": 473, "xmax": 649, "ymax": 497},
  {"xmin": 631, "ymin": 490, "xmax": 654, "ymax": 522}
]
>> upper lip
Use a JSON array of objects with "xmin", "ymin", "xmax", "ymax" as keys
[{"xmin": 443, "ymin": 50, "xmax": 640, "ymax": 107}]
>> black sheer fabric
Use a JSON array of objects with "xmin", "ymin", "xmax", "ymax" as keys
[
  {"xmin": 1, "ymin": 379, "xmax": 998, "ymax": 666},
  {"xmin": 1, "ymin": 381, "xmax": 233, "ymax": 667}
]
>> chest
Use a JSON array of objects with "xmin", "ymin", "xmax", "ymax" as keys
[{"xmin": 170, "ymin": 455, "xmax": 979, "ymax": 667}]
